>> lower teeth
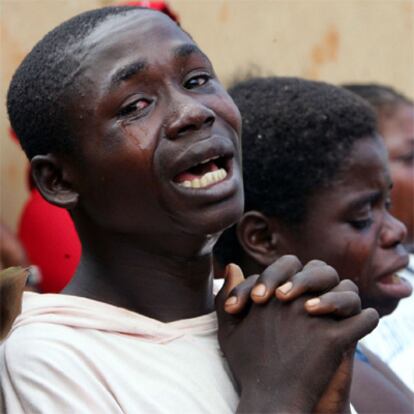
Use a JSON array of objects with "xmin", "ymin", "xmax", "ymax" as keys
[{"xmin": 179, "ymin": 168, "xmax": 227, "ymax": 189}]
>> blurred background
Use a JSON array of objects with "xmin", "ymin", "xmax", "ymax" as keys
[{"xmin": 1, "ymin": 0, "xmax": 413, "ymax": 231}]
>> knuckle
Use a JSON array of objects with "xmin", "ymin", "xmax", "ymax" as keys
[
  {"xmin": 341, "ymin": 292, "xmax": 361, "ymax": 313},
  {"xmin": 325, "ymin": 326, "xmax": 342, "ymax": 348},
  {"xmin": 323, "ymin": 265, "xmax": 339, "ymax": 281},
  {"xmin": 339, "ymin": 279, "xmax": 359, "ymax": 293},
  {"xmin": 229, "ymin": 284, "xmax": 245, "ymax": 297},
  {"xmin": 230, "ymin": 274, "xmax": 259, "ymax": 296},
  {"xmin": 295, "ymin": 270, "xmax": 310, "ymax": 288},
  {"xmin": 349, "ymin": 292, "xmax": 362, "ymax": 308},
  {"xmin": 364, "ymin": 307, "xmax": 380, "ymax": 327},
  {"xmin": 280, "ymin": 254, "xmax": 302, "ymax": 269},
  {"xmin": 305, "ymin": 259, "xmax": 326, "ymax": 268}
]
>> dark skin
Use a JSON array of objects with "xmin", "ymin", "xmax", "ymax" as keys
[
  {"xmin": 232, "ymin": 136, "xmax": 413, "ymax": 413},
  {"xmin": 34, "ymin": 11, "xmax": 244, "ymax": 321},
  {"xmin": 0, "ymin": 267, "xmax": 29, "ymax": 340},
  {"xmin": 0, "ymin": 222, "xmax": 29, "ymax": 271},
  {"xmin": 31, "ymin": 10, "xmax": 378, "ymax": 413},
  {"xmin": 217, "ymin": 260, "xmax": 377, "ymax": 414},
  {"xmin": 378, "ymin": 103, "xmax": 414, "ymax": 252}
]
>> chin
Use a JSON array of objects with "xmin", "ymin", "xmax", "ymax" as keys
[
  {"xmin": 186, "ymin": 193, "xmax": 244, "ymax": 238},
  {"xmin": 206, "ymin": 194, "xmax": 244, "ymax": 234}
]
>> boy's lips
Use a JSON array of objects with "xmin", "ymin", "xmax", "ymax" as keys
[{"xmin": 170, "ymin": 137, "xmax": 237, "ymax": 193}]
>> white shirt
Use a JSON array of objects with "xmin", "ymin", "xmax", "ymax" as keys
[{"xmin": 1, "ymin": 292, "xmax": 238, "ymax": 413}]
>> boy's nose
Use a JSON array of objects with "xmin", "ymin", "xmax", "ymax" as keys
[
  {"xmin": 165, "ymin": 99, "xmax": 215, "ymax": 140},
  {"xmin": 380, "ymin": 212, "xmax": 408, "ymax": 248}
]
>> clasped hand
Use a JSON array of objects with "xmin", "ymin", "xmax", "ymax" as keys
[{"xmin": 215, "ymin": 256, "xmax": 379, "ymax": 414}]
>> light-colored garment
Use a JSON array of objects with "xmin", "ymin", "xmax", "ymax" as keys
[
  {"xmin": 361, "ymin": 254, "xmax": 414, "ymax": 391},
  {"xmin": 0, "ymin": 292, "xmax": 238, "ymax": 413}
]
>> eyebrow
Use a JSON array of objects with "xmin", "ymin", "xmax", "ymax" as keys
[
  {"xmin": 347, "ymin": 191, "xmax": 383, "ymax": 211},
  {"xmin": 107, "ymin": 44, "xmax": 208, "ymax": 91},
  {"xmin": 173, "ymin": 43, "xmax": 208, "ymax": 60},
  {"xmin": 109, "ymin": 59, "xmax": 148, "ymax": 89}
]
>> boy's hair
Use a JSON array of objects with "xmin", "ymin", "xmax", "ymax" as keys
[
  {"xmin": 7, "ymin": 6, "xmax": 149, "ymax": 159},
  {"xmin": 342, "ymin": 83, "xmax": 413, "ymax": 114},
  {"xmin": 215, "ymin": 77, "xmax": 376, "ymax": 265}
]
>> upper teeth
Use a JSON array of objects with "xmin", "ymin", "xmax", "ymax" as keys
[
  {"xmin": 200, "ymin": 156, "xmax": 220, "ymax": 165},
  {"xmin": 179, "ymin": 168, "xmax": 227, "ymax": 189},
  {"xmin": 392, "ymin": 274, "xmax": 401, "ymax": 284}
]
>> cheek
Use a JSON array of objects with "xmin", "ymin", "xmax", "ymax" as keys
[
  {"xmin": 119, "ymin": 121, "xmax": 159, "ymax": 152},
  {"xmin": 214, "ymin": 92, "xmax": 242, "ymax": 135},
  {"xmin": 311, "ymin": 227, "xmax": 378, "ymax": 290},
  {"xmin": 338, "ymin": 238, "xmax": 376, "ymax": 289}
]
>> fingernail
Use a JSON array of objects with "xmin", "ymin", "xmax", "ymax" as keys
[
  {"xmin": 225, "ymin": 296, "xmax": 238, "ymax": 307},
  {"xmin": 277, "ymin": 281, "xmax": 293, "ymax": 295},
  {"xmin": 251, "ymin": 284, "xmax": 267, "ymax": 297},
  {"xmin": 306, "ymin": 298, "xmax": 321, "ymax": 307}
]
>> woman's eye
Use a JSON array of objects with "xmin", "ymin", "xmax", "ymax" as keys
[
  {"xmin": 184, "ymin": 74, "xmax": 211, "ymax": 90},
  {"xmin": 118, "ymin": 99, "xmax": 150, "ymax": 117},
  {"xmin": 349, "ymin": 218, "xmax": 374, "ymax": 231}
]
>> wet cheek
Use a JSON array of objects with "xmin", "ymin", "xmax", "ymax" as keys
[
  {"xmin": 119, "ymin": 122, "xmax": 157, "ymax": 151},
  {"xmin": 337, "ymin": 239, "xmax": 374, "ymax": 291}
]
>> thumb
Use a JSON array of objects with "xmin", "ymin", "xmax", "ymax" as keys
[
  {"xmin": 215, "ymin": 263, "xmax": 245, "ymax": 314},
  {"xmin": 0, "ymin": 266, "xmax": 29, "ymax": 340},
  {"xmin": 223, "ymin": 263, "xmax": 245, "ymax": 296},
  {"xmin": 313, "ymin": 346, "xmax": 355, "ymax": 414}
]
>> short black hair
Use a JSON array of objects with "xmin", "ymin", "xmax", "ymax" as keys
[
  {"xmin": 342, "ymin": 83, "xmax": 413, "ymax": 115},
  {"xmin": 215, "ymin": 77, "xmax": 377, "ymax": 265},
  {"xmin": 7, "ymin": 6, "xmax": 158, "ymax": 159}
]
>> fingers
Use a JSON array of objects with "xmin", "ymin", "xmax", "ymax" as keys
[
  {"xmin": 224, "ymin": 263, "xmax": 245, "ymax": 295},
  {"xmin": 275, "ymin": 261, "xmax": 340, "ymax": 302},
  {"xmin": 304, "ymin": 279, "xmax": 360, "ymax": 317},
  {"xmin": 0, "ymin": 266, "xmax": 29, "ymax": 340},
  {"xmin": 334, "ymin": 308, "xmax": 379, "ymax": 347},
  {"xmin": 224, "ymin": 274, "xmax": 260, "ymax": 314},
  {"xmin": 305, "ymin": 291, "xmax": 361, "ymax": 317},
  {"xmin": 250, "ymin": 255, "xmax": 303, "ymax": 304},
  {"xmin": 215, "ymin": 263, "xmax": 245, "ymax": 318}
]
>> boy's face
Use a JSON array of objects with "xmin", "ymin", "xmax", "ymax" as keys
[
  {"xmin": 281, "ymin": 137, "xmax": 410, "ymax": 316},
  {"xmin": 378, "ymin": 104, "xmax": 414, "ymax": 245},
  {"xmin": 66, "ymin": 10, "xmax": 243, "ymax": 248}
]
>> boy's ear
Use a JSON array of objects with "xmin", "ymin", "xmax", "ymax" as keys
[
  {"xmin": 31, "ymin": 154, "xmax": 79, "ymax": 209},
  {"xmin": 236, "ymin": 211, "xmax": 281, "ymax": 267}
]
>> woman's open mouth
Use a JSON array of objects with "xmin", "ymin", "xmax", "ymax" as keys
[{"xmin": 376, "ymin": 272, "xmax": 412, "ymax": 299}]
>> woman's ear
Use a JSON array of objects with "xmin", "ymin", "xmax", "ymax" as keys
[
  {"xmin": 31, "ymin": 154, "xmax": 79, "ymax": 209},
  {"xmin": 236, "ymin": 211, "xmax": 281, "ymax": 267}
]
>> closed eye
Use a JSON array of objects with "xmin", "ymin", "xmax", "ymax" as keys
[{"xmin": 349, "ymin": 217, "xmax": 374, "ymax": 231}]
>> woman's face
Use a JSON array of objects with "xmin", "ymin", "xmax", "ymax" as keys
[
  {"xmin": 279, "ymin": 137, "xmax": 410, "ymax": 317},
  {"xmin": 378, "ymin": 103, "xmax": 414, "ymax": 249}
]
